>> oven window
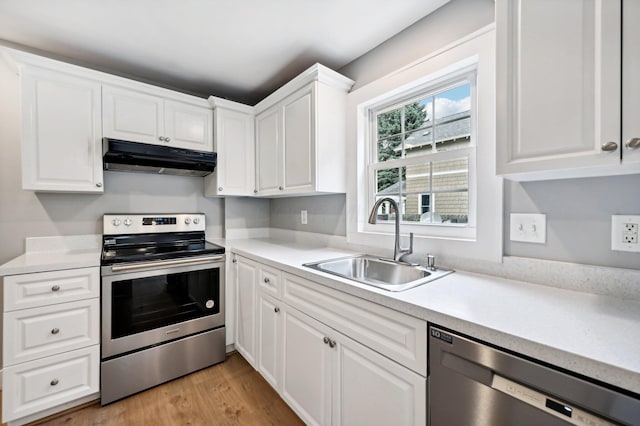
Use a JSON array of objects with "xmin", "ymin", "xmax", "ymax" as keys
[{"xmin": 111, "ymin": 268, "xmax": 220, "ymax": 339}]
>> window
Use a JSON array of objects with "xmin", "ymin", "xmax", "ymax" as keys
[
  {"xmin": 347, "ymin": 27, "xmax": 502, "ymax": 262},
  {"xmin": 370, "ymin": 79, "xmax": 475, "ymax": 228}
]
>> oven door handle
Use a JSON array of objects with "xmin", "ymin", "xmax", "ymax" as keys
[{"xmin": 110, "ymin": 255, "xmax": 225, "ymax": 272}]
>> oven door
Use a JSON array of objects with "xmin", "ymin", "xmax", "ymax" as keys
[{"xmin": 101, "ymin": 256, "xmax": 225, "ymax": 359}]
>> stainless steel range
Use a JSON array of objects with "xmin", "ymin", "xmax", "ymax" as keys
[{"xmin": 100, "ymin": 214, "xmax": 226, "ymax": 405}]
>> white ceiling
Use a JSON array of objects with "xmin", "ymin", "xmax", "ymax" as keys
[{"xmin": 0, "ymin": 0, "xmax": 449, "ymax": 104}]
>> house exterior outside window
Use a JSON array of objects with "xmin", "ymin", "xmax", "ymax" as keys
[{"xmin": 371, "ymin": 81, "xmax": 473, "ymax": 227}]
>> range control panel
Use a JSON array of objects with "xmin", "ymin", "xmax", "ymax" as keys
[{"xmin": 103, "ymin": 214, "xmax": 205, "ymax": 235}]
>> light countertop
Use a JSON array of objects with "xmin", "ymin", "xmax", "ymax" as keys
[
  {"xmin": 0, "ymin": 235, "xmax": 101, "ymax": 276},
  {"xmin": 225, "ymin": 238, "xmax": 640, "ymax": 395}
]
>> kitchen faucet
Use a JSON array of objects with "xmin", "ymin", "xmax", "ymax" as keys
[{"xmin": 368, "ymin": 197, "xmax": 413, "ymax": 263}]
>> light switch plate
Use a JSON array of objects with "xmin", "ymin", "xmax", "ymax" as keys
[
  {"xmin": 510, "ymin": 213, "xmax": 546, "ymax": 244},
  {"xmin": 611, "ymin": 215, "xmax": 640, "ymax": 252}
]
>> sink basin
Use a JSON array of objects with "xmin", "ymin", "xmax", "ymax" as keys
[{"xmin": 303, "ymin": 255, "xmax": 453, "ymax": 292}]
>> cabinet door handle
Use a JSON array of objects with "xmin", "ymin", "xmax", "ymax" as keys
[
  {"xmin": 328, "ymin": 339, "xmax": 336, "ymax": 348},
  {"xmin": 96, "ymin": 182, "xmax": 103, "ymax": 188},
  {"xmin": 626, "ymin": 137, "xmax": 640, "ymax": 149},
  {"xmin": 158, "ymin": 136, "xmax": 166, "ymax": 142},
  {"xmin": 601, "ymin": 141, "xmax": 618, "ymax": 152},
  {"xmin": 51, "ymin": 285, "xmax": 61, "ymax": 292},
  {"xmin": 323, "ymin": 336, "xmax": 330, "ymax": 344},
  {"xmin": 274, "ymin": 307, "xmax": 280, "ymax": 313},
  {"xmin": 50, "ymin": 379, "xmax": 59, "ymax": 386},
  {"xmin": 253, "ymin": 189, "xmax": 258, "ymax": 194},
  {"xmin": 218, "ymin": 187, "xmax": 223, "ymax": 191},
  {"xmin": 263, "ymin": 277, "xmax": 270, "ymax": 283},
  {"xmin": 51, "ymin": 328, "xmax": 60, "ymax": 335},
  {"xmin": 165, "ymin": 137, "xmax": 171, "ymax": 142},
  {"xmin": 232, "ymin": 258, "xmax": 237, "ymax": 264},
  {"xmin": 278, "ymin": 186, "xmax": 283, "ymax": 190}
]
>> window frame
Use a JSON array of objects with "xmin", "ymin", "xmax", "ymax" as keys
[
  {"xmin": 345, "ymin": 25, "xmax": 503, "ymax": 263},
  {"xmin": 363, "ymin": 69, "xmax": 478, "ymax": 239}
]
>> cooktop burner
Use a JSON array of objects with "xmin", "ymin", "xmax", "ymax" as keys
[{"xmin": 101, "ymin": 214, "xmax": 225, "ymax": 265}]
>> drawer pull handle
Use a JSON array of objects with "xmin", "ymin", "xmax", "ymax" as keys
[
  {"xmin": 51, "ymin": 285, "xmax": 61, "ymax": 292},
  {"xmin": 51, "ymin": 328, "xmax": 60, "ymax": 335},
  {"xmin": 263, "ymin": 278, "xmax": 270, "ymax": 283},
  {"xmin": 50, "ymin": 379, "xmax": 59, "ymax": 386}
]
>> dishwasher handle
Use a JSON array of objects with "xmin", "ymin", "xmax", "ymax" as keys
[{"xmin": 491, "ymin": 374, "xmax": 616, "ymax": 426}]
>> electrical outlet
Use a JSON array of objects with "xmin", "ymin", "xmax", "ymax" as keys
[
  {"xmin": 611, "ymin": 215, "xmax": 640, "ymax": 252},
  {"xmin": 301, "ymin": 210, "xmax": 308, "ymax": 225}
]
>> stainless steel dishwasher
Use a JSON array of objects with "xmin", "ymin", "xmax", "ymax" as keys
[{"xmin": 428, "ymin": 325, "xmax": 640, "ymax": 426}]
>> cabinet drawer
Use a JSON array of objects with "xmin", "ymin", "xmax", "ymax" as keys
[
  {"xmin": 3, "ymin": 267, "xmax": 99, "ymax": 311},
  {"xmin": 2, "ymin": 345, "xmax": 99, "ymax": 423},
  {"xmin": 3, "ymin": 299, "xmax": 100, "ymax": 366},
  {"xmin": 259, "ymin": 264, "xmax": 281, "ymax": 297},
  {"xmin": 283, "ymin": 273, "xmax": 427, "ymax": 376}
]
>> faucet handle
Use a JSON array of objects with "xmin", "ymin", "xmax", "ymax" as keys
[{"xmin": 426, "ymin": 254, "xmax": 435, "ymax": 271}]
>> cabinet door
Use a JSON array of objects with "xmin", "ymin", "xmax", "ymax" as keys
[
  {"xmin": 333, "ymin": 334, "xmax": 426, "ymax": 426},
  {"xmin": 283, "ymin": 86, "xmax": 315, "ymax": 192},
  {"xmin": 235, "ymin": 257, "xmax": 258, "ymax": 367},
  {"xmin": 2, "ymin": 345, "xmax": 99, "ymax": 423},
  {"xmin": 206, "ymin": 107, "xmax": 255, "ymax": 196},
  {"xmin": 21, "ymin": 66, "xmax": 103, "ymax": 192},
  {"xmin": 496, "ymin": 0, "xmax": 622, "ymax": 179},
  {"xmin": 3, "ymin": 298, "xmax": 100, "ymax": 366},
  {"xmin": 623, "ymin": 0, "xmax": 640, "ymax": 166},
  {"xmin": 102, "ymin": 86, "xmax": 163, "ymax": 145},
  {"xmin": 164, "ymin": 100, "xmax": 213, "ymax": 152},
  {"xmin": 281, "ymin": 307, "xmax": 332, "ymax": 426},
  {"xmin": 257, "ymin": 293, "xmax": 282, "ymax": 391},
  {"xmin": 255, "ymin": 107, "xmax": 281, "ymax": 194}
]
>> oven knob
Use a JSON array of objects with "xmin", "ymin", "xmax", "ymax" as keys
[
  {"xmin": 112, "ymin": 219, "xmax": 121, "ymax": 226},
  {"xmin": 124, "ymin": 218, "xmax": 132, "ymax": 226},
  {"xmin": 193, "ymin": 217, "xmax": 200, "ymax": 225},
  {"xmin": 185, "ymin": 218, "xmax": 191, "ymax": 225}
]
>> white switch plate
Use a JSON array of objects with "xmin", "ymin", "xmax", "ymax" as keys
[
  {"xmin": 510, "ymin": 213, "xmax": 546, "ymax": 244},
  {"xmin": 301, "ymin": 210, "xmax": 308, "ymax": 225},
  {"xmin": 611, "ymin": 215, "xmax": 640, "ymax": 252}
]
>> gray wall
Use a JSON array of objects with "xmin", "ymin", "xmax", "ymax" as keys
[
  {"xmin": 270, "ymin": 194, "xmax": 346, "ymax": 236},
  {"xmin": 0, "ymin": 57, "xmax": 224, "ymax": 265},
  {"xmin": 504, "ymin": 176, "xmax": 640, "ymax": 269}
]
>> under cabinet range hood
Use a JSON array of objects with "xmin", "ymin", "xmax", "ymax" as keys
[{"xmin": 102, "ymin": 138, "xmax": 217, "ymax": 177}]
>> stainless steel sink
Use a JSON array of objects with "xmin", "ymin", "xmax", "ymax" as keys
[{"xmin": 303, "ymin": 255, "xmax": 453, "ymax": 292}]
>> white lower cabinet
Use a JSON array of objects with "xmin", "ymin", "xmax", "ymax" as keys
[
  {"xmin": 232, "ymin": 253, "xmax": 426, "ymax": 425},
  {"xmin": 2, "ymin": 346, "xmax": 99, "ymax": 422},
  {"xmin": 282, "ymin": 306, "xmax": 426, "ymax": 426},
  {"xmin": 257, "ymin": 293, "xmax": 282, "ymax": 391},
  {"xmin": 1, "ymin": 267, "xmax": 100, "ymax": 424},
  {"xmin": 281, "ymin": 306, "xmax": 332, "ymax": 425},
  {"xmin": 235, "ymin": 256, "xmax": 258, "ymax": 367}
]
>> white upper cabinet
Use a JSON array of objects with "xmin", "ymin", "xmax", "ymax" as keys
[
  {"xmin": 623, "ymin": 0, "xmax": 640, "ymax": 166},
  {"xmin": 496, "ymin": 0, "xmax": 640, "ymax": 180},
  {"xmin": 103, "ymin": 85, "xmax": 213, "ymax": 152},
  {"xmin": 254, "ymin": 64, "xmax": 354, "ymax": 196},
  {"xmin": 256, "ymin": 107, "xmax": 282, "ymax": 193},
  {"xmin": 21, "ymin": 65, "xmax": 104, "ymax": 193},
  {"xmin": 205, "ymin": 97, "xmax": 255, "ymax": 196}
]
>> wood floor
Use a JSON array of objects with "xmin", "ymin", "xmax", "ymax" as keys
[{"xmin": 9, "ymin": 352, "xmax": 303, "ymax": 426}]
